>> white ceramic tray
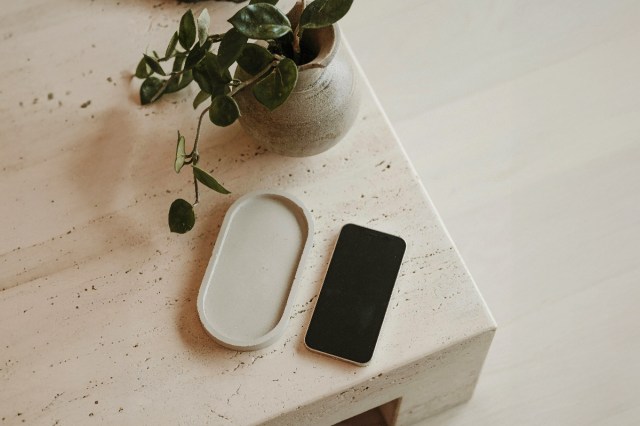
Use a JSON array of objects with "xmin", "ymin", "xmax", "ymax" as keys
[{"xmin": 197, "ymin": 190, "xmax": 314, "ymax": 351}]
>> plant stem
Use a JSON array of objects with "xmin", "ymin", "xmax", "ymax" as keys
[
  {"xmin": 292, "ymin": 28, "xmax": 301, "ymax": 63},
  {"xmin": 191, "ymin": 106, "xmax": 211, "ymax": 158},
  {"xmin": 149, "ymin": 66, "xmax": 189, "ymax": 104},
  {"xmin": 169, "ymin": 68, "xmax": 187, "ymax": 78},
  {"xmin": 186, "ymin": 58, "xmax": 281, "ymax": 206},
  {"xmin": 229, "ymin": 61, "xmax": 279, "ymax": 97},
  {"xmin": 193, "ymin": 171, "xmax": 200, "ymax": 206},
  {"xmin": 149, "ymin": 75, "xmax": 175, "ymax": 103},
  {"xmin": 188, "ymin": 106, "xmax": 210, "ymax": 206},
  {"xmin": 207, "ymin": 33, "xmax": 225, "ymax": 43},
  {"xmin": 292, "ymin": 0, "xmax": 305, "ymax": 63}
]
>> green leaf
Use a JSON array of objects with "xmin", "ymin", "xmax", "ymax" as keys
[
  {"xmin": 193, "ymin": 53, "xmax": 232, "ymax": 94},
  {"xmin": 144, "ymin": 54, "xmax": 166, "ymax": 76},
  {"xmin": 192, "ymin": 90, "xmax": 210, "ymax": 109},
  {"xmin": 252, "ymin": 57, "xmax": 297, "ymax": 111},
  {"xmin": 140, "ymin": 77, "xmax": 165, "ymax": 105},
  {"xmin": 299, "ymin": 0, "xmax": 354, "ymax": 29},
  {"xmin": 228, "ymin": 3, "xmax": 291, "ymax": 40},
  {"xmin": 185, "ymin": 39, "xmax": 212, "ymax": 70},
  {"xmin": 218, "ymin": 29, "xmax": 248, "ymax": 69},
  {"xmin": 193, "ymin": 166, "xmax": 231, "ymax": 194},
  {"xmin": 237, "ymin": 43, "xmax": 273, "ymax": 75},
  {"xmin": 272, "ymin": 31, "xmax": 294, "ymax": 57},
  {"xmin": 250, "ymin": 0, "xmax": 278, "ymax": 5},
  {"xmin": 135, "ymin": 57, "xmax": 152, "ymax": 79},
  {"xmin": 209, "ymin": 95, "xmax": 240, "ymax": 127},
  {"xmin": 165, "ymin": 70, "xmax": 194, "ymax": 93},
  {"xmin": 174, "ymin": 132, "xmax": 187, "ymax": 173},
  {"xmin": 197, "ymin": 9, "xmax": 210, "ymax": 46},
  {"xmin": 213, "ymin": 83, "xmax": 231, "ymax": 98},
  {"xmin": 192, "ymin": 68, "xmax": 213, "ymax": 94},
  {"xmin": 165, "ymin": 31, "xmax": 179, "ymax": 58},
  {"xmin": 168, "ymin": 198, "xmax": 195, "ymax": 234},
  {"xmin": 185, "ymin": 44, "xmax": 207, "ymax": 69},
  {"xmin": 179, "ymin": 9, "xmax": 197, "ymax": 50},
  {"xmin": 172, "ymin": 52, "xmax": 186, "ymax": 73}
]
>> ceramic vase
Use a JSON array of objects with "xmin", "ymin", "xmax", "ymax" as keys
[{"xmin": 234, "ymin": 21, "xmax": 361, "ymax": 157}]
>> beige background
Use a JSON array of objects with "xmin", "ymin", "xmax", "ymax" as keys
[{"xmin": 341, "ymin": 0, "xmax": 640, "ymax": 424}]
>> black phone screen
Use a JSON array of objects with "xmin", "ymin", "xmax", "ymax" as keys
[{"xmin": 305, "ymin": 224, "xmax": 406, "ymax": 365}]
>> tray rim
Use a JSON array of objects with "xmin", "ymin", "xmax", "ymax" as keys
[{"xmin": 196, "ymin": 189, "xmax": 314, "ymax": 351}]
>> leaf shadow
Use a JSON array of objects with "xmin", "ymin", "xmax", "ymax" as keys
[{"xmin": 65, "ymin": 107, "xmax": 153, "ymax": 253}]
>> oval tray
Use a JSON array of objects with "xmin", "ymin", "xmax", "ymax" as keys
[{"xmin": 197, "ymin": 190, "xmax": 314, "ymax": 351}]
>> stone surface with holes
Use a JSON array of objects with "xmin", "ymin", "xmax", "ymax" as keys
[{"xmin": 0, "ymin": 1, "xmax": 494, "ymax": 424}]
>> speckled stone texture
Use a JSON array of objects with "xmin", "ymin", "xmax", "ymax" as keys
[{"xmin": 0, "ymin": 1, "xmax": 494, "ymax": 425}]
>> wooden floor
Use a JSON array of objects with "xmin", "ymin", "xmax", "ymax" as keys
[{"xmin": 341, "ymin": 1, "xmax": 640, "ymax": 425}]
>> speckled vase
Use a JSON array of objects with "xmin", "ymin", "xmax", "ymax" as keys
[{"xmin": 234, "ymin": 22, "xmax": 361, "ymax": 157}]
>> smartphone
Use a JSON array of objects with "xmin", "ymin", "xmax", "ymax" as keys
[{"xmin": 305, "ymin": 224, "xmax": 406, "ymax": 366}]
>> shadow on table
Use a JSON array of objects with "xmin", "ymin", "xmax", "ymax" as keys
[{"xmin": 66, "ymin": 106, "xmax": 152, "ymax": 247}]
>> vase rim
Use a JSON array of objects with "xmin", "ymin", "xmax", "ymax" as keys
[
  {"xmin": 286, "ymin": 2, "xmax": 340, "ymax": 72},
  {"xmin": 298, "ymin": 24, "xmax": 340, "ymax": 72}
]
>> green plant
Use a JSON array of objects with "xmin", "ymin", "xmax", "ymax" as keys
[{"xmin": 134, "ymin": 0, "xmax": 354, "ymax": 234}]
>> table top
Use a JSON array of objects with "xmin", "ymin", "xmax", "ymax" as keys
[{"xmin": 0, "ymin": 1, "xmax": 494, "ymax": 424}]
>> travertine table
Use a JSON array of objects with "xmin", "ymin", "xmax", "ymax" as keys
[{"xmin": 0, "ymin": 1, "xmax": 495, "ymax": 425}]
